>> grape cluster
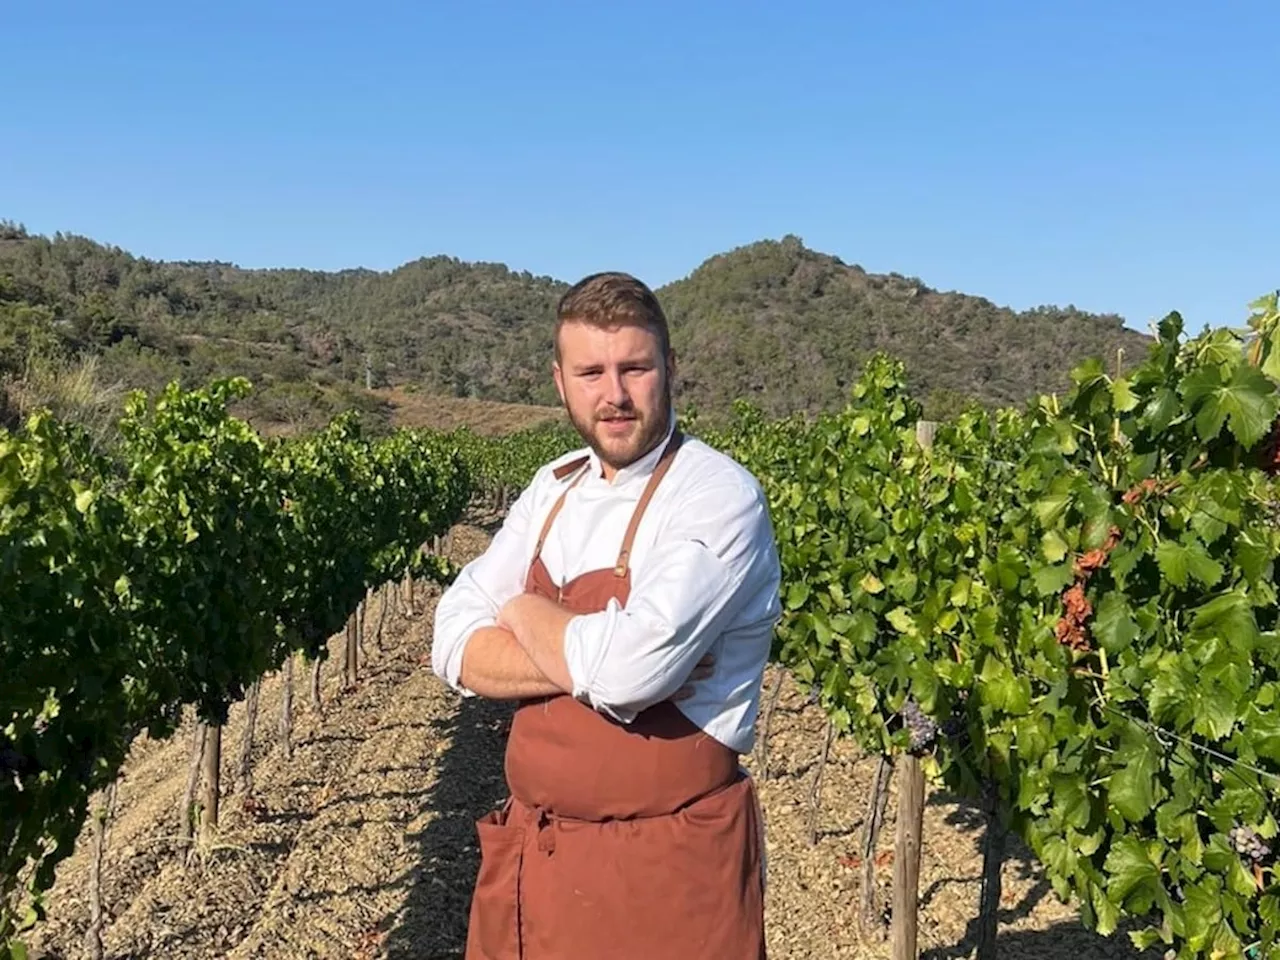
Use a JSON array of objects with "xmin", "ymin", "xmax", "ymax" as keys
[
  {"xmin": 940, "ymin": 713, "xmax": 966, "ymax": 739},
  {"xmin": 1266, "ymin": 499, "xmax": 1280, "ymax": 527},
  {"xmin": 1230, "ymin": 825, "xmax": 1272, "ymax": 864},
  {"xmin": 900, "ymin": 698, "xmax": 939, "ymax": 753}
]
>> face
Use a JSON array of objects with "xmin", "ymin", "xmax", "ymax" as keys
[{"xmin": 553, "ymin": 320, "xmax": 674, "ymax": 480}]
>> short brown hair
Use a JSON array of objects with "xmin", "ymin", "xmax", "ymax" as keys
[{"xmin": 555, "ymin": 272, "xmax": 671, "ymax": 360}]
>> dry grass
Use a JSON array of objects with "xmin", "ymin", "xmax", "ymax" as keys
[
  {"xmin": 1, "ymin": 351, "xmax": 563, "ymax": 452},
  {"xmin": 374, "ymin": 385, "xmax": 564, "ymax": 436},
  {"xmin": 1, "ymin": 353, "xmax": 128, "ymax": 449}
]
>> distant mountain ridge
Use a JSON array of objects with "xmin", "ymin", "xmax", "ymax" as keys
[{"xmin": 0, "ymin": 220, "xmax": 1150, "ymax": 432}]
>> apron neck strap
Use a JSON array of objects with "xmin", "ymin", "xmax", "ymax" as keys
[
  {"xmin": 614, "ymin": 429, "xmax": 683, "ymax": 578},
  {"xmin": 529, "ymin": 428, "xmax": 685, "ymax": 577},
  {"xmin": 533, "ymin": 459, "xmax": 589, "ymax": 561}
]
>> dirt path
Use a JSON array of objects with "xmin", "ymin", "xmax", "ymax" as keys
[{"xmin": 22, "ymin": 519, "xmax": 1158, "ymax": 960}]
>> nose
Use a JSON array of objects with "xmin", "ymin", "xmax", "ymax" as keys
[{"xmin": 602, "ymin": 368, "xmax": 629, "ymax": 407}]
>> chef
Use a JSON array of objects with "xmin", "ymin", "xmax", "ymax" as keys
[{"xmin": 432, "ymin": 270, "xmax": 781, "ymax": 959}]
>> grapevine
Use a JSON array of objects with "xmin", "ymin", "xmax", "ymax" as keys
[
  {"xmin": 0, "ymin": 380, "xmax": 472, "ymax": 958},
  {"xmin": 705, "ymin": 295, "xmax": 1280, "ymax": 958}
]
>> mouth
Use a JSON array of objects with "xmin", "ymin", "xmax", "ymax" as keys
[{"xmin": 597, "ymin": 415, "xmax": 637, "ymax": 435}]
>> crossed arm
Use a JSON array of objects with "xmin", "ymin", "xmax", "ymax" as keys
[
  {"xmin": 457, "ymin": 598, "xmax": 574, "ymax": 699},
  {"xmin": 458, "ymin": 595, "xmax": 712, "ymax": 703}
]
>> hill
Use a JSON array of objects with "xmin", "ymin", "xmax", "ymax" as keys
[
  {"xmin": 0, "ymin": 220, "xmax": 1150, "ymax": 433},
  {"xmin": 662, "ymin": 235, "xmax": 1149, "ymax": 419}
]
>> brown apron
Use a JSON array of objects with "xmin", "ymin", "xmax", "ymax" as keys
[{"xmin": 464, "ymin": 430, "xmax": 767, "ymax": 959}]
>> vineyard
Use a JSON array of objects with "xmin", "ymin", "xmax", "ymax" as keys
[
  {"xmin": 5, "ymin": 293, "xmax": 1280, "ymax": 959},
  {"xmin": 699, "ymin": 293, "xmax": 1280, "ymax": 960}
]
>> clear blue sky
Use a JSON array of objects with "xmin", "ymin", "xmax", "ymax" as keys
[{"xmin": 4, "ymin": 1, "xmax": 1276, "ymax": 334}]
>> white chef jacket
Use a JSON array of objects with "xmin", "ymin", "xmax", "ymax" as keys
[{"xmin": 431, "ymin": 415, "xmax": 782, "ymax": 755}]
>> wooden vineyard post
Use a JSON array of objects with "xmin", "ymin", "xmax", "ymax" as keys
[
  {"xmin": 354, "ymin": 596, "xmax": 364, "ymax": 663},
  {"xmin": 915, "ymin": 419, "xmax": 937, "ymax": 452},
  {"xmin": 357, "ymin": 593, "xmax": 368, "ymax": 657},
  {"xmin": 280, "ymin": 655, "xmax": 294, "ymax": 760},
  {"xmin": 180, "ymin": 722, "xmax": 207, "ymax": 845},
  {"xmin": 344, "ymin": 611, "xmax": 359, "ymax": 687},
  {"xmin": 403, "ymin": 570, "xmax": 415, "ymax": 615},
  {"xmin": 236, "ymin": 680, "xmax": 261, "ymax": 796},
  {"xmin": 890, "ymin": 418, "xmax": 936, "ymax": 959},
  {"xmin": 891, "ymin": 752, "xmax": 925, "ymax": 960},
  {"xmin": 341, "ymin": 616, "xmax": 351, "ymax": 688},
  {"xmin": 199, "ymin": 722, "xmax": 223, "ymax": 847},
  {"xmin": 374, "ymin": 583, "xmax": 390, "ymax": 650}
]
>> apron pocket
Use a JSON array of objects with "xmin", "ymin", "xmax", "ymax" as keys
[{"xmin": 467, "ymin": 806, "xmax": 525, "ymax": 960}]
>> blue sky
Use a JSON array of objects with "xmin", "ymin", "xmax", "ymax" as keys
[{"xmin": 4, "ymin": 1, "xmax": 1276, "ymax": 334}]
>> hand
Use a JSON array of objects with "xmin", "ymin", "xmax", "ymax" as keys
[
  {"xmin": 496, "ymin": 593, "xmax": 524, "ymax": 627},
  {"xmin": 496, "ymin": 594, "xmax": 538, "ymax": 640},
  {"xmin": 668, "ymin": 653, "xmax": 715, "ymax": 703}
]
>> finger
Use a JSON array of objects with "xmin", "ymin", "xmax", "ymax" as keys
[{"xmin": 670, "ymin": 684, "xmax": 694, "ymax": 702}]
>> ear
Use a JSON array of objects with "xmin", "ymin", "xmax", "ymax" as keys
[{"xmin": 552, "ymin": 360, "xmax": 566, "ymax": 405}]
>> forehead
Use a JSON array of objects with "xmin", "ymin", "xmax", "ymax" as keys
[{"xmin": 556, "ymin": 320, "xmax": 663, "ymax": 365}]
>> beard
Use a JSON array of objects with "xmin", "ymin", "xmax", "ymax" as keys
[{"xmin": 565, "ymin": 386, "xmax": 672, "ymax": 474}]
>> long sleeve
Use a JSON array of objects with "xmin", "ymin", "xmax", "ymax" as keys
[
  {"xmin": 560, "ymin": 476, "xmax": 780, "ymax": 723},
  {"xmin": 431, "ymin": 470, "xmax": 541, "ymax": 693}
]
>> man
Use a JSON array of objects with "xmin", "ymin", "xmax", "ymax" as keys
[{"xmin": 432, "ymin": 271, "xmax": 781, "ymax": 959}]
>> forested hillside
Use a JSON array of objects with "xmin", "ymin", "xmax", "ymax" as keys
[
  {"xmin": 0, "ymin": 221, "xmax": 1149, "ymax": 432},
  {"xmin": 661, "ymin": 235, "xmax": 1150, "ymax": 418}
]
